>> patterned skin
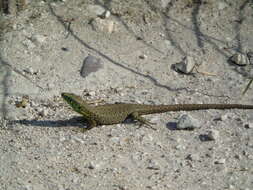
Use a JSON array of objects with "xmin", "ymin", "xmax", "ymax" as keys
[{"xmin": 61, "ymin": 92, "xmax": 253, "ymax": 130}]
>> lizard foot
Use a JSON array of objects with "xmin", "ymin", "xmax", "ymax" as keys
[{"xmin": 131, "ymin": 112, "xmax": 157, "ymax": 130}]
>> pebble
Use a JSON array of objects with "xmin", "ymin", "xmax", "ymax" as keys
[
  {"xmin": 110, "ymin": 137, "xmax": 120, "ymax": 144},
  {"xmin": 80, "ymin": 55, "xmax": 103, "ymax": 78},
  {"xmin": 176, "ymin": 114, "xmax": 201, "ymax": 130},
  {"xmin": 173, "ymin": 56, "xmax": 196, "ymax": 74},
  {"xmin": 39, "ymin": 108, "xmax": 48, "ymax": 117},
  {"xmin": 47, "ymin": 83, "xmax": 54, "ymax": 90},
  {"xmin": 218, "ymin": 2, "xmax": 228, "ymax": 10},
  {"xmin": 161, "ymin": 0, "xmax": 171, "ymax": 8},
  {"xmin": 186, "ymin": 153, "xmax": 200, "ymax": 161},
  {"xmin": 59, "ymin": 136, "xmax": 66, "ymax": 142},
  {"xmin": 24, "ymin": 67, "xmax": 34, "ymax": 74},
  {"xmin": 30, "ymin": 101, "xmax": 38, "ymax": 107},
  {"xmin": 220, "ymin": 113, "xmax": 229, "ymax": 121},
  {"xmin": 88, "ymin": 161, "xmax": 101, "ymax": 170},
  {"xmin": 22, "ymin": 38, "xmax": 36, "ymax": 49},
  {"xmin": 247, "ymin": 51, "xmax": 253, "ymax": 64},
  {"xmin": 103, "ymin": 10, "xmax": 111, "ymax": 18},
  {"xmin": 32, "ymin": 34, "xmax": 47, "ymax": 44},
  {"xmin": 91, "ymin": 17, "xmax": 115, "ymax": 34},
  {"xmin": 206, "ymin": 129, "xmax": 220, "ymax": 141},
  {"xmin": 230, "ymin": 53, "xmax": 250, "ymax": 66},
  {"xmin": 234, "ymin": 154, "xmax": 241, "ymax": 160},
  {"xmin": 88, "ymin": 5, "xmax": 106, "ymax": 16},
  {"xmin": 175, "ymin": 144, "xmax": 185, "ymax": 150},
  {"xmin": 141, "ymin": 134, "xmax": 154, "ymax": 143},
  {"xmin": 214, "ymin": 158, "xmax": 226, "ymax": 164},
  {"xmin": 71, "ymin": 176, "xmax": 79, "ymax": 183},
  {"xmin": 244, "ymin": 122, "xmax": 253, "ymax": 129},
  {"xmin": 88, "ymin": 91, "xmax": 96, "ymax": 96},
  {"xmin": 139, "ymin": 54, "xmax": 147, "ymax": 59},
  {"xmin": 164, "ymin": 40, "xmax": 172, "ymax": 47},
  {"xmin": 147, "ymin": 159, "xmax": 160, "ymax": 170},
  {"xmin": 71, "ymin": 135, "xmax": 85, "ymax": 144}
]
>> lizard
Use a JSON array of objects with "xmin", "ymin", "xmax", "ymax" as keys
[{"xmin": 61, "ymin": 92, "xmax": 253, "ymax": 130}]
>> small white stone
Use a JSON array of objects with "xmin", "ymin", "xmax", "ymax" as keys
[
  {"xmin": 207, "ymin": 129, "xmax": 220, "ymax": 141},
  {"xmin": 32, "ymin": 34, "xmax": 47, "ymax": 44},
  {"xmin": 72, "ymin": 176, "xmax": 79, "ymax": 183},
  {"xmin": 47, "ymin": 83, "xmax": 54, "ymax": 90},
  {"xmin": 22, "ymin": 39, "xmax": 36, "ymax": 49},
  {"xmin": 88, "ymin": 161, "xmax": 100, "ymax": 169},
  {"xmin": 244, "ymin": 122, "xmax": 253, "ymax": 129},
  {"xmin": 187, "ymin": 153, "xmax": 200, "ymax": 161},
  {"xmin": 173, "ymin": 56, "xmax": 196, "ymax": 74},
  {"xmin": 24, "ymin": 67, "xmax": 34, "ymax": 74},
  {"xmin": 104, "ymin": 10, "xmax": 111, "ymax": 18},
  {"xmin": 30, "ymin": 101, "xmax": 38, "ymax": 107},
  {"xmin": 39, "ymin": 109, "xmax": 48, "ymax": 117},
  {"xmin": 91, "ymin": 18, "xmax": 115, "ymax": 34},
  {"xmin": 221, "ymin": 114, "xmax": 229, "ymax": 121},
  {"xmin": 110, "ymin": 137, "xmax": 120, "ymax": 144},
  {"xmin": 230, "ymin": 53, "xmax": 250, "ymax": 66},
  {"xmin": 164, "ymin": 40, "xmax": 172, "ymax": 46},
  {"xmin": 177, "ymin": 114, "xmax": 201, "ymax": 130},
  {"xmin": 59, "ymin": 136, "xmax": 66, "ymax": 142},
  {"xmin": 161, "ymin": 0, "xmax": 171, "ymax": 8},
  {"xmin": 88, "ymin": 5, "xmax": 106, "ymax": 16},
  {"xmin": 218, "ymin": 2, "xmax": 228, "ymax": 10},
  {"xmin": 139, "ymin": 54, "xmax": 147, "ymax": 59},
  {"xmin": 214, "ymin": 158, "xmax": 226, "ymax": 164},
  {"xmin": 175, "ymin": 144, "xmax": 185, "ymax": 150},
  {"xmin": 89, "ymin": 91, "xmax": 96, "ymax": 96},
  {"xmin": 71, "ymin": 136, "xmax": 85, "ymax": 144}
]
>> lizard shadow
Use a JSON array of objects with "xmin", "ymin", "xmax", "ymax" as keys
[
  {"xmin": 11, "ymin": 117, "xmax": 141, "ymax": 129},
  {"xmin": 11, "ymin": 116, "xmax": 87, "ymax": 128}
]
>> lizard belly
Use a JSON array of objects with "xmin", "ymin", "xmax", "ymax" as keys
[{"xmin": 96, "ymin": 112, "xmax": 129, "ymax": 125}]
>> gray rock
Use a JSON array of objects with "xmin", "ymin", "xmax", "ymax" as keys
[
  {"xmin": 104, "ymin": 10, "xmax": 111, "ymax": 18},
  {"xmin": 161, "ymin": 0, "xmax": 171, "ymax": 8},
  {"xmin": 173, "ymin": 56, "xmax": 196, "ymax": 74},
  {"xmin": 39, "ymin": 108, "xmax": 48, "ymax": 117},
  {"xmin": 214, "ymin": 158, "xmax": 226, "ymax": 164},
  {"xmin": 186, "ymin": 153, "xmax": 200, "ymax": 161},
  {"xmin": 88, "ymin": 5, "xmax": 106, "ymax": 16},
  {"xmin": 247, "ymin": 51, "xmax": 253, "ymax": 64},
  {"xmin": 24, "ymin": 67, "xmax": 34, "ymax": 74},
  {"xmin": 230, "ymin": 53, "xmax": 250, "ymax": 66},
  {"xmin": 31, "ymin": 34, "xmax": 47, "ymax": 44},
  {"xmin": 22, "ymin": 38, "xmax": 36, "ymax": 49},
  {"xmin": 206, "ymin": 129, "xmax": 220, "ymax": 141},
  {"xmin": 218, "ymin": 2, "xmax": 228, "ymax": 10},
  {"xmin": 244, "ymin": 122, "xmax": 253, "ymax": 129},
  {"xmin": 80, "ymin": 55, "xmax": 103, "ymax": 78},
  {"xmin": 177, "ymin": 114, "xmax": 201, "ymax": 130},
  {"xmin": 139, "ymin": 54, "xmax": 147, "ymax": 59},
  {"xmin": 91, "ymin": 17, "xmax": 115, "ymax": 33},
  {"xmin": 147, "ymin": 159, "xmax": 160, "ymax": 170}
]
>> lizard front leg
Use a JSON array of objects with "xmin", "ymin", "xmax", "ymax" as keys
[
  {"xmin": 80, "ymin": 119, "xmax": 97, "ymax": 132},
  {"xmin": 130, "ymin": 112, "xmax": 157, "ymax": 130}
]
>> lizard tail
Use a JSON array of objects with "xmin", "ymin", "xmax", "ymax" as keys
[{"xmin": 139, "ymin": 104, "xmax": 253, "ymax": 115}]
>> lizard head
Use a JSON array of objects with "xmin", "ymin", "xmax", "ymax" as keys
[{"xmin": 61, "ymin": 92, "xmax": 88, "ymax": 114}]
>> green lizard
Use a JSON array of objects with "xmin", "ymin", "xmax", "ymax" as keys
[{"xmin": 61, "ymin": 92, "xmax": 253, "ymax": 130}]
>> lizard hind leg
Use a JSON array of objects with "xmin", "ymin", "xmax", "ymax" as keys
[{"xmin": 130, "ymin": 112, "xmax": 157, "ymax": 130}]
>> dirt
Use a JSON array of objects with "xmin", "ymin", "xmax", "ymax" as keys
[{"xmin": 0, "ymin": 0, "xmax": 253, "ymax": 189}]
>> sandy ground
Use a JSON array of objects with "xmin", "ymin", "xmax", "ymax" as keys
[{"xmin": 0, "ymin": 0, "xmax": 253, "ymax": 189}]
